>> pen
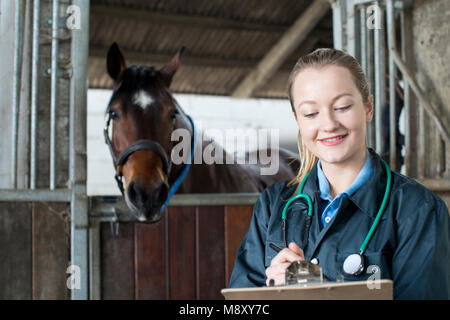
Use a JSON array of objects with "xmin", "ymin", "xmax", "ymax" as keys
[{"xmin": 269, "ymin": 243, "xmax": 283, "ymax": 252}]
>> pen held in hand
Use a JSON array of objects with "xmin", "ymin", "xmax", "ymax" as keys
[{"xmin": 269, "ymin": 243, "xmax": 283, "ymax": 253}]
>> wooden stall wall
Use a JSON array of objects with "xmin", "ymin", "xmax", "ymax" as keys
[
  {"xmin": 0, "ymin": 202, "xmax": 70, "ymax": 300},
  {"xmin": 101, "ymin": 205, "xmax": 253, "ymax": 300}
]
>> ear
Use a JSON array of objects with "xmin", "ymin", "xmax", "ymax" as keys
[
  {"xmin": 107, "ymin": 42, "xmax": 126, "ymax": 81},
  {"xmin": 365, "ymin": 95, "xmax": 374, "ymax": 122},
  {"xmin": 159, "ymin": 46, "xmax": 185, "ymax": 87}
]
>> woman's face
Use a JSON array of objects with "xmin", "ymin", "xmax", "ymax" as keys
[{"xmin": 291, "ymin": 65, "xmax": 373, "ymax": 166}]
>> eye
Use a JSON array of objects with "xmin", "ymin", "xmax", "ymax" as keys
[
  {"xmin": 335, "ymin": 104, "xmax": 352, "ymax": 112},
  {"xmin": 304, "ymin": 112, "xmax": 318, "ymax": 119},
  {"xmin": 109, "ymin": 110, "xmax": 119, "ymax": 120},
  {"xmin": 170, "ymin": 110, "xmax": 179, "ymax": 121}
]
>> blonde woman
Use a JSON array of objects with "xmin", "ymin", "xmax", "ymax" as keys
[{"xmin": 228, "ymin": 48, "xmax": 450, "ymax": 299}]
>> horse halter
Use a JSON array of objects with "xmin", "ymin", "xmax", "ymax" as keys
[{"xmin": 103, "ymin": 113, "xmax": 172, "ymax": 196}]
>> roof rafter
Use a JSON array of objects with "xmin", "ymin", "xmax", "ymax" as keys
[{"xmin": 231, "ymin": 0, "xmax": 331, "ymax": 98}]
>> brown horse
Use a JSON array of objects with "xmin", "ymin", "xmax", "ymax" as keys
[{"xmin": 105, "ymin": 43, "xmax": 299, "ymax": 223}]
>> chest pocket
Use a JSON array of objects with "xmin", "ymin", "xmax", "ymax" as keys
[
  {"xmin": 335, "ymin": 251, "xmax": 392, "ymax": 282},
  {"xmin": 264, "ymin": 240, "xmax": 285, "ymax": 267}
]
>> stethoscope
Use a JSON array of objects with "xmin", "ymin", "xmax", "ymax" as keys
[{"xmin": 281, "ymin": 159, "xmax": 392, "ymax": 276}]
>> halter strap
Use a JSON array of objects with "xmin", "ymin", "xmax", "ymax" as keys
[
  {"xmin": 116, "ymin": 139, "xmax": 171, "ymax": 175},
  {"xmin": 104, "ymin": 112, "xmax": 196, "ymax": 214},
  {"xmin": 160, "ymin": 114, "xmax": 197, "ymax": 213}
]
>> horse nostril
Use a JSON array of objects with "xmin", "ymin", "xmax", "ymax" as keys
[
  {"xmin": 153, "ymin": 183, "xmax": 169, "ymax": 205},
  {"xmin": 127, "ymin": 181, "xmax": 147, "ymax": 206}
]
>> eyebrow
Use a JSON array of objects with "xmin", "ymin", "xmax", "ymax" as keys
[{"xmin": 296, "ymin": 92, "xmax": 354, "ymax": 110}]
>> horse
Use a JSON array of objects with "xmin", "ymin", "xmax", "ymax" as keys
[{"xmin": 104, "ymin": 42, "xmax": 300, "ymax": 223}]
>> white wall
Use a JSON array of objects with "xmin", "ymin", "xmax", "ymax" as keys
[{"xmin": 87, "ymin": 89, "xmax": 299, "ymax": 195}]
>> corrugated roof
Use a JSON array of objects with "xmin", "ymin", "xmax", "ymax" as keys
[{"xmin": 88, "ymin": 0, "xmax": 333, "ymax": 98}]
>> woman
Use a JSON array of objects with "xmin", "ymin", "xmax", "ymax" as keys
[{"xmin": 228, "ymin": 48, "xmax": 450, "ymax": 299}]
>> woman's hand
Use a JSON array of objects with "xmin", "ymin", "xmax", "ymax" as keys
[{"xmin": 265, "ymin": 242, "xmax": 305, "ymax": 286}]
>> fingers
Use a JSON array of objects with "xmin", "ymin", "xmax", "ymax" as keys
[
  {"xmin": 270, "ymin": 244, "xmax": 304, "ymax": 266},
  {"xmin": 288, "ymin": 242, "xmax": 304, "ymax": 258},
  {"xmin": 265, "ymin": 242, "xmax": 305, "ymax": 287},
  {"xmin": 265, "ymin": 262, "xmax": 290, "ymax": 286}
]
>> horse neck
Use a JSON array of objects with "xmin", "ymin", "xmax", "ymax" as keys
[
  {"xmin": 173, "ymin": 131, "xmax": 262, "ymax": 193},
  {"xmin": 167, "ymin": 111, "xmax": 194, "ymax": 186}
]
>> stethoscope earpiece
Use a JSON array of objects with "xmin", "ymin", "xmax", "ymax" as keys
[{"xmin": 343, "ymin": 252, "xmax": 365, "ymax": 275}]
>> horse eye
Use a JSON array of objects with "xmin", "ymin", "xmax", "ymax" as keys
[
  {"xmin": 170, "ymin": 110, "xmax": 178, "ymax": 121},
  {"xmin": 109, "ymin": 110, "xmax": 119, "ymax": 120}
]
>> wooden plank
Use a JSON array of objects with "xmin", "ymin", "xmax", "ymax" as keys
[
  {"xmin": 224, "ymin": 205, "xmax": 254, "ymax": 286},
  {"xmin": 135, "ymin": 216, "xmax": 168, "ymax": 299},
  {"xmin": 169, "ymin": 206, "xmax": 196, "ymax": 299},
  {"xmin": 101, "ymin": 222, "xmax": 135, "ymax": 299},
  {"xmin": 0, "ymin": 202, "xmax": 32, "ymax": 299},
  {"xmin": 196, "ymin": 206, "xmax": 225, "ymax": 300},
  {"xmin": 32, "ymin": 202, "xmax": 70, "ymax": 300}
]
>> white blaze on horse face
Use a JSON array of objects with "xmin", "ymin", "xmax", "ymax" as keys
[{"xmin": 132, "ymin": 90, "xmax": 154, "ymax": 109}]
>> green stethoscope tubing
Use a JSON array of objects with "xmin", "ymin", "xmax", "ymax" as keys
[{"xmin": 281, "ymin": 159, "xmax": 392, "ymax": 256}]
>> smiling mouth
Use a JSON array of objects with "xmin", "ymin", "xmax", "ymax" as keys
[{"xmin": 319, "ymin": 134, "xmax": 348, "ymax": 145}]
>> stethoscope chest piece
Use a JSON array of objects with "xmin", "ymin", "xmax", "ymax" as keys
[{"xmin": 343, "ymin": 253, "xmax": 365, "ymax": 275}]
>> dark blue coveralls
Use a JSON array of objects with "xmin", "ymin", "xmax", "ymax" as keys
[{"xmin": 229, "ymin": 150, "xmax": 450, "ymax": 299}]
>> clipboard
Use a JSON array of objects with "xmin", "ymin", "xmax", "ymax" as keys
[{"xmin": 221, "ymin": 280, "xmax": 393, "ymax": 300}]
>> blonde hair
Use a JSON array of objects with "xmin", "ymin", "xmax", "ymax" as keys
[{"xmin": 286, "ymin": 48, "xmax": 371, "ymax": 195}]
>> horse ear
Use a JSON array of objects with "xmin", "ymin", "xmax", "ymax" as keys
[
  {"xmin": 107, "ymin": 42, "xmax": 127, "ymax": 81},
  {"xmin": 159, "ymin": 46, "xmax": 185, "ymax": 87}
]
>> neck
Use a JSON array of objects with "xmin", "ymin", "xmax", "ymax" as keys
[
  {"xmin": 168, "ymin": 112, "xmax": 195, "ymax": 186},
  {"xmin": 320, "ymin": 147, "xmax": 367, "ymax": 198}
]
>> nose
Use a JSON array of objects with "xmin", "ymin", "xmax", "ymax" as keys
[
  {"xmin": 320, "ymin": 110, "xmax": 340, "ymax": 132},
  {"xmin": 127, "ymin": 180, "xmax": 168, "ymax": 215}
]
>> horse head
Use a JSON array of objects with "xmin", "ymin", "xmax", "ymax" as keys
[{"xmin": 105, "ymin": 42, "xmax": 187, "ymax": 223}]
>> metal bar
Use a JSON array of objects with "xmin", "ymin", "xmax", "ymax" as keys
[
  {"xmin": 346, "ymin": 0, "xmax": 356, "ymax": 56},
  {"xmin": 386, "ymin": 0, "xmax": 397, "ymax": 171},
  {"xmin": 30, "ymin": 0, "xmax": 40, "ymax": 189},
  {"xmin": 400, "ymin": 9, "xmax": 411, "ymax": 176},
  {"xmin": 360, "ymin": 6, "xmax": 372, "ymax": 148},
  {"xmin": 360, "ymin": 7, "xmax": 367, "ymax": 78},
  {"xmin": 89, "ymin": 193, "xmax": 260, "ymax": 218},
  {"xmin": 50, "ymin": 0, "xmax": 59, "ymax": 190},
  {"xmin": 12, "ymin": 0, "xmax": 24, "ymax": 188},
  {"xmin": 331, "ymin": 0, "xmax": 344, "ymax": 50},
  {"xmin": 89, "ymin": 221, "xmax": 101, "ymax": 300},
  {"xmin": 373, "ymin": 3, "xmax": 386, "ymax": 154},
  {"xmin": 367, "ymin": 21, "xmax": 376, "ymax": 149},
  {"xmin": 89, "ymin": 193, "xmax": 260, "ymax": 223},
  {"xmin": 70, "ymin": 0, "xmax": 90, "ymax": 300},
  {"xmin": 0, "ymin": 189, "xmax": 72, "ymax": 202}
]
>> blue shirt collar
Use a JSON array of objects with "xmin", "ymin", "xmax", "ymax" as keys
[{"xmin": 317, "ymin": 149, "xmax": 374, "ymax": 201}]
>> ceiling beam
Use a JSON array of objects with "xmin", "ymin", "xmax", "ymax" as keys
[
  {"xmin": 89, "ymin": 45, "xmax": 313, "ymax": 71},
  {"xmin": 90, "ymin": 4, "xmax": 288, "ymax": 33},
  {"xmin": 231, "ymin": 0, "xmax": 331, "ymax": 98}
]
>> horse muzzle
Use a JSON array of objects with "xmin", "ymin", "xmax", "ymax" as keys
[{"xmin": 125, "ymin": 180, "xmax": 169, "ymax": 223}]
